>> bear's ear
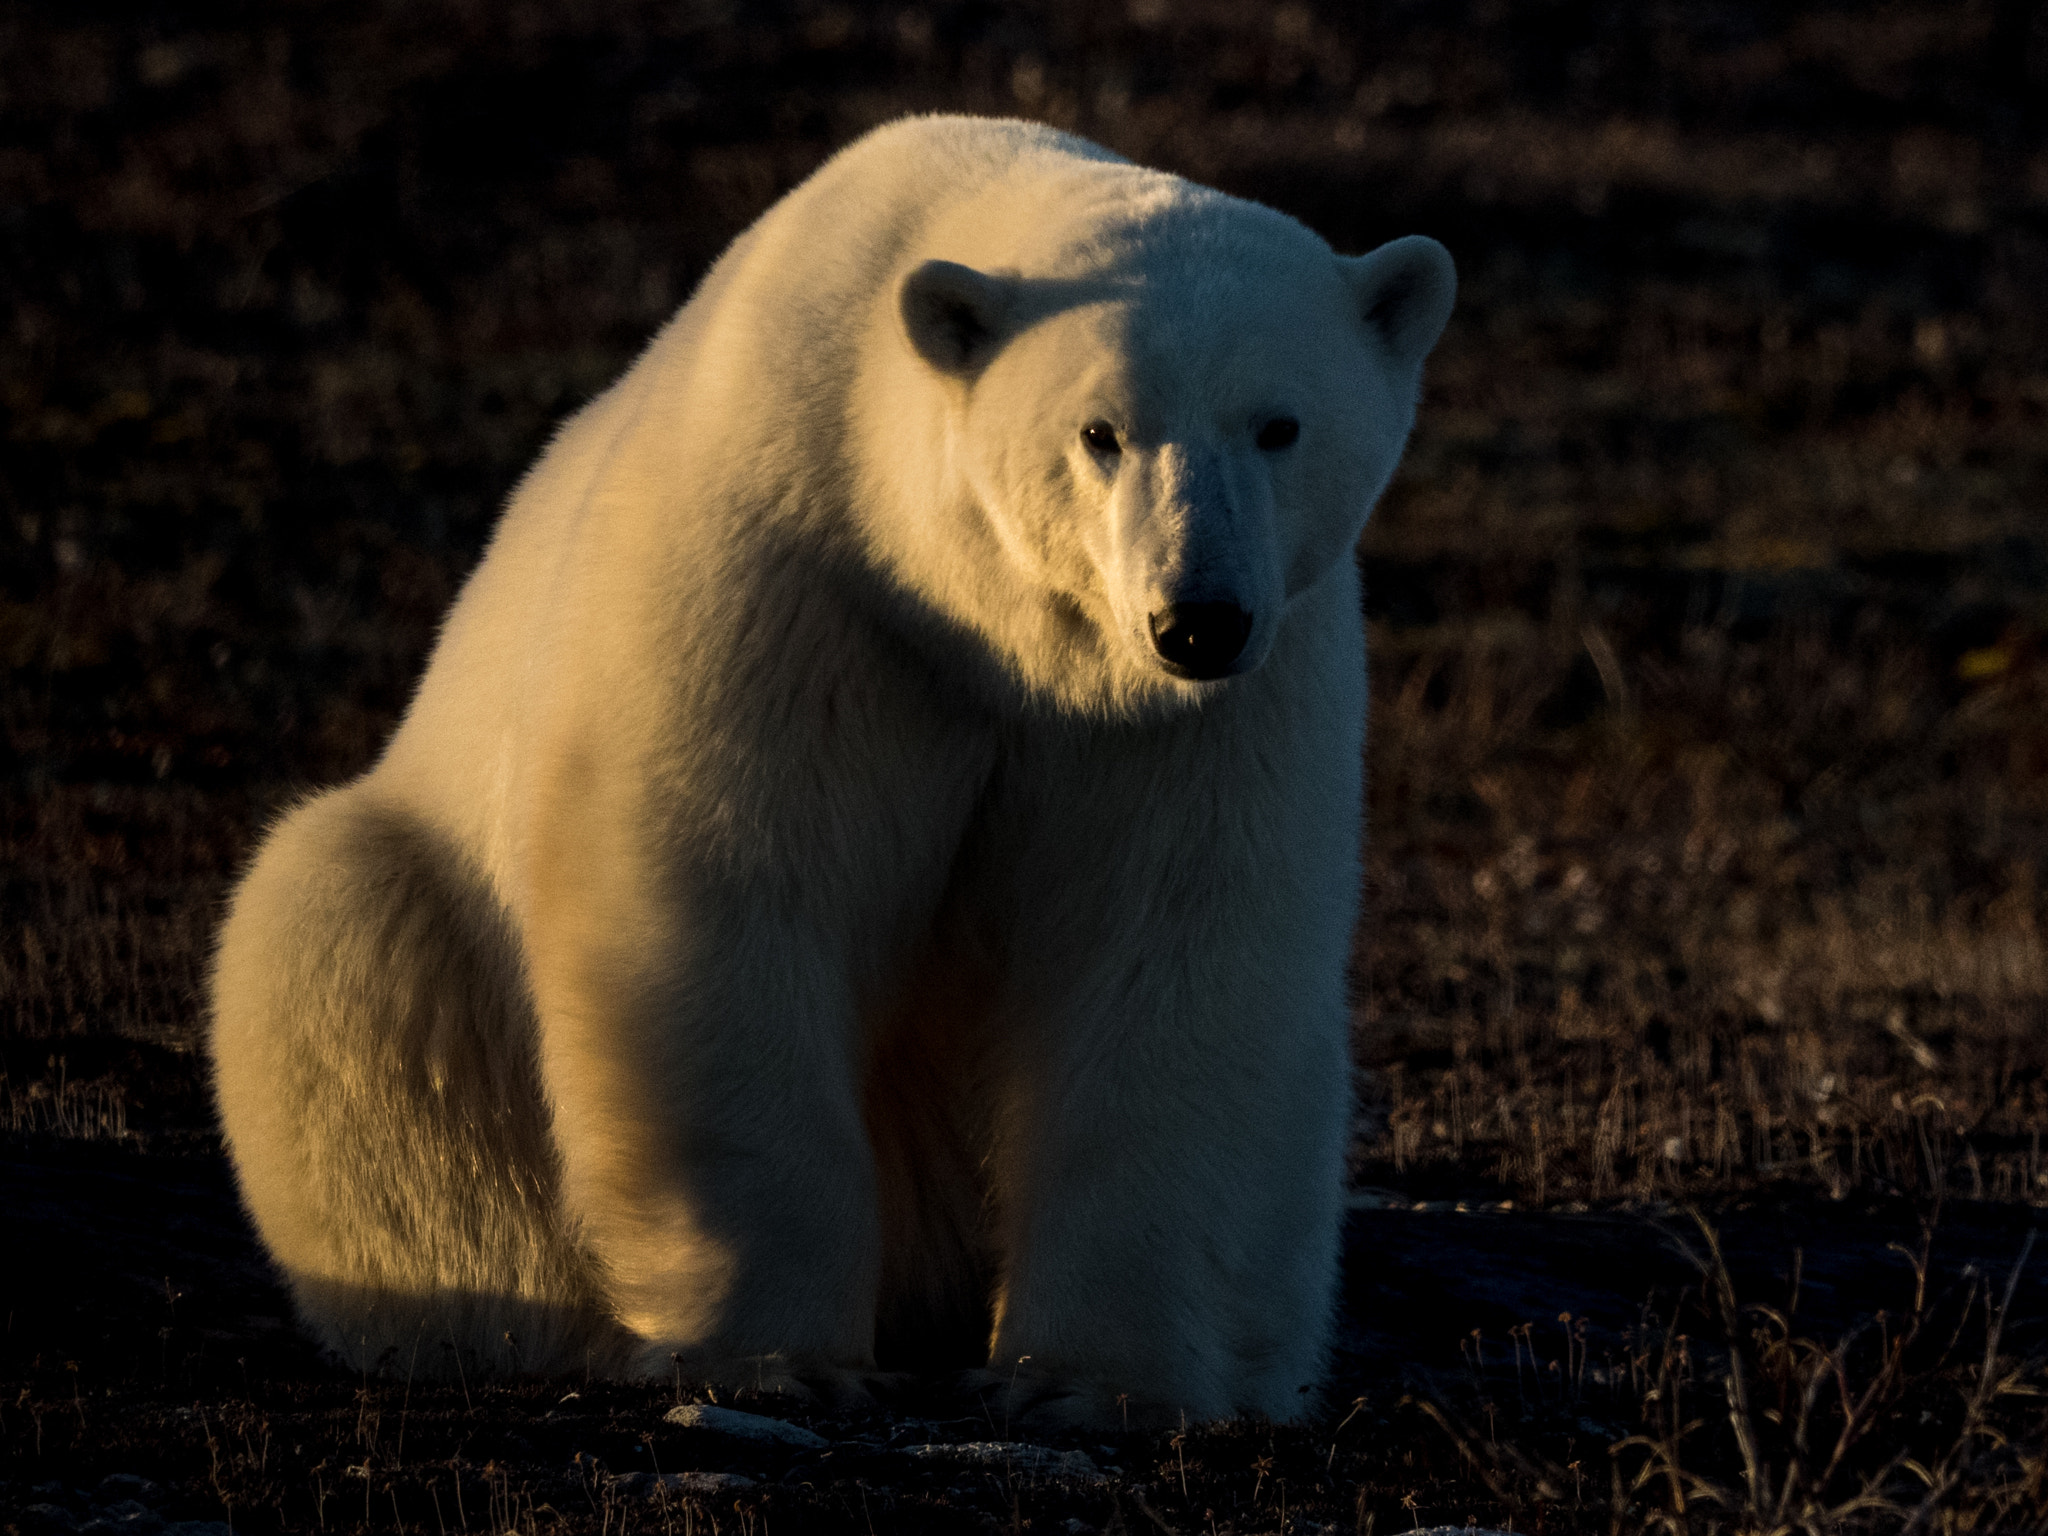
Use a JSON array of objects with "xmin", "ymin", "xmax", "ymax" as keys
[
  {"xmin": 899, "ymin": 259, "xmax": 1017, "ymax": 378},
  {"xmin": 1337, "ymin": 235, "xmax": 1457, "ymax": 374}
]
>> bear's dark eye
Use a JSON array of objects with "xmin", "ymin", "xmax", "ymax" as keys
[
  {"xmin": 1257, "ymin": 417, "xmax": 1300, "ymax": 451},
  {"xmin": 1081, "ymin": 421, "xmax": 1121, "ymax": 455}
]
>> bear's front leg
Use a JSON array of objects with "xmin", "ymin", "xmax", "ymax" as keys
[
  {"xmin": 524, "ymin": 867, "xmax": 885, "ymax": 1392},
  {"xmin": 985, "ymin": 969, "xmax": 1354, "ymax": 1427},
  {"xmin": 977, "ymin": 652, "xmax": 1364, "ymax": 1427},
  {"xmin": 517, "ymin": 669, "xmax": 990, "ymax": 1395}
]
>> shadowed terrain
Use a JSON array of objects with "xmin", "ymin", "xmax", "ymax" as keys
[{"xmin": 6, "ymin": 1, "xmax": 2048, "ymax": 1529}]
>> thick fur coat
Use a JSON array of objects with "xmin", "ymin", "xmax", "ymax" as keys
[{"xmin": 210, "ymin": 115, "xmax": 1455, "ymax": 1426}]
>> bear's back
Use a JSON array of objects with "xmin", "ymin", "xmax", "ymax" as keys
[
  {"xmin": 367, "ymin": 119, "xmax": 1140, "ymax": 895},
  {"xmin": 367, "ymin": 117, "xmax": 1306, "ymax": 902}
]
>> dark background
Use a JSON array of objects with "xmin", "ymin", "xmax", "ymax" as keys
[{"xmin": 5, "ymin": 2, "xmax": 2048, "ymax": 1531}]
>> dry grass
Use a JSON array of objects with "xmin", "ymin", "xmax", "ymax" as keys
[
  {"xmin": 1420, "ymin": 1210, "xmax": 2048, "ymax": 1533},
  {"xmin": 2, "ymin": 1059, "xmax": 131, "ymax": 1141},
  {"xmin": 1352, "ymin": 601, "xmax": 2048, "ymax": 1209}
]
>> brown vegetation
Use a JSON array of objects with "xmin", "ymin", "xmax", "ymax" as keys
[{"xmin": 5, "ymin": 0, "xmax": 2048, "ymax": 1529}]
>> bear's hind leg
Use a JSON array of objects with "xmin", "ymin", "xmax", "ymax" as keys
[{"xmin": 211, "ymin": 787, "xmax": 622, "ymax": 1376}]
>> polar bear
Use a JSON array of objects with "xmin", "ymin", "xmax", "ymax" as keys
[{"xmin": 210, "ymin": 115, "xmax": 1454, "ymax": 1426}]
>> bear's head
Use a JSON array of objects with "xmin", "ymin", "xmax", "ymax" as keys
[{"xmin": 863, "ymin": 166, "xmax": 1454, "ymax": 716}]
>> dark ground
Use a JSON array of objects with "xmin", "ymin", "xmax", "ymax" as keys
[{"xmin": 6, "ymin": 1, "xmax": 2048, "ymax": 1530}]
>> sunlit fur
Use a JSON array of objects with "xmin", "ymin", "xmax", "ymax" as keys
[{"xmin": 210, "ymin": 115, "xmax": 1454, "ymax": 1425}]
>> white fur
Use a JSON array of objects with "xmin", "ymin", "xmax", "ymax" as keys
[{"xmin": 210, "ymin": 115, "xmax": 1454, "ymax": 1424}]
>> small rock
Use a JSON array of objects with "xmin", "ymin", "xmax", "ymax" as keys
[
  {"xmin": 1345, "ymin": 1188, "xmax": 1403, "ymax": 1210},
  {"xmin": 677, "ymin": 1472, "xmax": 756, "ymax": 1496},
  {"xmin": 23, "ymin": 1505, "xmax": 78, "ymax": 1535},
  {"xmin": 94, "ymin": 1478, "xmax": 164, "ymax": 1508},
  {"xmin": 662, "ymin": 1404, "xmax": 827, "ymax": 1448},
  {"xmin": 606, "ymin": 1471, "xmax": 757, "ymax": 1497},
  {"xmin": 82, "ymin": 1503, "xmax": 161, "ymax": 1535},
  {"xmin": 902, "ymin": 1442, "xmax": 1102, "ymax": 1481}
]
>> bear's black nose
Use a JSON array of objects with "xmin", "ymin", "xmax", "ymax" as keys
[{"xmin": 1148, "ymin": 602, "xmax": 1253, "ymax": 680}]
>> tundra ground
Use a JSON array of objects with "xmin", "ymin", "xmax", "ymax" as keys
[{"xmin": 5, "ymin": 2, "xmax": 2048, "ymax": 1529}]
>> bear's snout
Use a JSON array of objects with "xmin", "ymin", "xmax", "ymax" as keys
[{"xmin": 1148, "ymin": 602, "xmax": 1253, "ymax": 680}]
